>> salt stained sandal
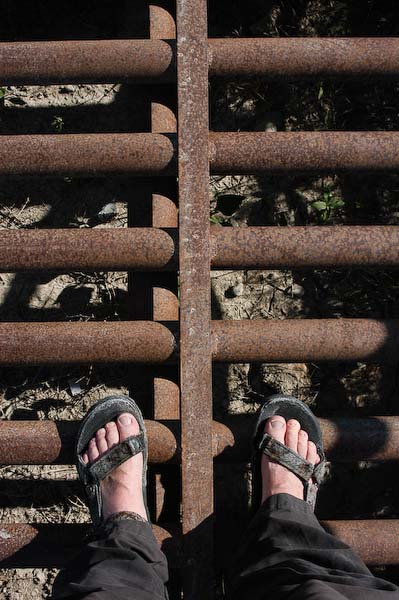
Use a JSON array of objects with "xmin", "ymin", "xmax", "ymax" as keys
[
  {"xmin": 76, "ymin": 395, "xmax": 150, "ymax": 527},
  {"xmin": 252, "ymin": 394, "xmax": 326, "ymax": 511}
]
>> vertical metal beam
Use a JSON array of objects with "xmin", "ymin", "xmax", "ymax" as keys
[{"xmin": 177, "ymin": 0, "xmax": 213, "ymax": 595}]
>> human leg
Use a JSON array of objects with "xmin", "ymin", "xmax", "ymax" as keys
[
  {"xmin": 52, "ymin": 401, "xmax": 169, "ymax": 599},
  {"xmin": 229, "ymin": 408, "xmax": 399, "ymax": 599}
]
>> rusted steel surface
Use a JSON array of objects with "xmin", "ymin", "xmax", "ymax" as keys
[
  {"xmin": 0, "ymin": 228, "xmax": 176, "ymax": 272},
  {"xmin": 321, "ymin": 521, "xmax": 399, "ymax": 566},
  {"xmin": 209, "ymin": 38, "xmax": 399, "ymax": 79},
  {"xmin": 0, "ymin": 322, "xmax": 176, "ymax": 365},
  {"xmin": 210, "ymin": 132, "xmax": 399, "ymax": 174},
  {"xmin": 4, "ymin": 226, "xmax": 399, "ymax": 272},
  {"xmin": 0, "ymin": 134, "xmax": 175, "ymax": 177},
  {"xmin": 211, "ymin": 226, "xmax": 399, "ymax": 269},
  {"xmin": 0, "ymin": 520, "xmax": 398, "ymax": 567},
  {"xmin": 0, "ymin": 40, "xmax": 175, "ymax": 84},
  {"xmin": 177, "ymin": 0, "xmax": 214, "ymax": 594},
  {"xmin": 0, "ymin": 420, "xmax": 178, "ymax": 465},
  {"xmin": 213, "ymin": 416, "xmax": 399, "ymax": 462},
  {"xmin": 2, "ymin": 416, "xmax": 398, "ymax": 465},
  {"xmin": 4, "ymin": 38, "xmax": 399, "ymax": 85},
  {"xmin": 0, "ymin": 523, "xmax": 180, "ymax": 567},
  {"xmin": 4, "ymin": 131, "xmax": 399, "ymax": 177},
  {"xmin": 212, "ymin": 319, "xmax": 399, "ymax": 363}
]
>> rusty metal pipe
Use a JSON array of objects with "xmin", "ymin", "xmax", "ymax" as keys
[
  {"xmin": 0, "ymin": 40, "xmax": 175, "ymax": 84},
  {"xmin": 0, "ymin": 134, "xmax": 175, "ymax": 177},
  {"xmin": 0, "ymin": 420, "xmax": 178, "ymax": 464},
  {"xmin": 212, "ymin": 319, "xmax": 399, "ymax": 363},
  {"xmin": 2, "ymin": 226, "xmax": 399, "ymax": 271},
  {"xmin": 209, "ymin": 38, "xmax": 399, "ymax": 79},
  {"xmin": 0, "ymin": 523, "xmax": 180, "ymax": 567},
  {"xmin": 2, "ymin": 416, "xmax": 397, "ymax": 465},
  {"xmin": 211, "ymin": 226, "xmax": 399, "ymax": 269},
  {"xmin": 2, "ymin": 132, "xmax": 399, "ymax": 176},
  {"xmin": 0, "ymin": 228, "xmax": 176, "ymax": 272},
  {"xmin": 0, "ymin": 322, "xmax": 176, "ymax": 365},
  {"xmin": 210, "ymin": 132, "xmax": 399, "ymax": 174},
  {"xmin": 213, "ymin": 416, "xmax": 399, "ymax": 462},
  {"xmin": 3, "ymin": 39, "xmax": 399, "ymax": 85},
  {"xmin": 0, "ymin": 521, "xmax": 398, "ymax": 567}
]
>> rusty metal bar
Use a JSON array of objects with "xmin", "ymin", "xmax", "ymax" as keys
[
  {"xmin": 212, "ymin": 226, "xmax": 399, "ymax": 269},
  {"xmin": 177, "ymin": 0, "xmax": 214, "ymax": 594},
  {"xmin": 0, "ymin": 228, "xmax": 176, "ymax": 271},
  {"xmin": 0, "ymin": 523, "xmax": 180, "ymax": 568},
  {"xmin": 4, "ymin": 226, "xmax": 399, "ymax": 272},
  {"xmin": 213, "ymin": 416, "xmax": 399, "ymax": 463},
  {"xmin": 0, "ymin": 420, "xmax": 178, "ymax": 465},
  {"xmin": 0, "ymin": 134, "xmax": 175, "ymax": 177},
  {"xmin": 209, "ymin": 38, "xmax": 399, "ymax": 79},
  {"xmin": 0, "ymin": 520, "xmax": 398, "ymax": 567},
  {"xmin": 3, "ymin": 38, "xmax": 399, "ymax": 85},
  {"xmin": 321, "ymin": 521, "xmax": 399, "ymax": 566},
  {"xmin": 1, "ymin": 319, "xmax": 398, "ymax": 365},
  {"xmin": 0, "ymin": 322, "xmax": 176, "ymax": 365},
  {"xmin": 2, "ymin": 132, "xmax": 399, "ymax": 177},
  {"xmin": 0, "ymin": 40, "xmax": 175, "ymax": 84},
  {"xmin": 210, "ymin": 132, "xmax": 399, "ymax": 174},
  {"xmin": 2, "ymin": 416, "xmax": 399, "ymax": 464},
  {"xmin": 212, "ymin": 319, "xmax": 399, "ymax": 363}
]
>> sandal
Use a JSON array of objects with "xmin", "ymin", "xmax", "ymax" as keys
[
  {"xmin": 252, "ymin": 394, "xmax": 326, "ymax": 511},
  {"xmin": 76, "ymin": 395, "xmax": 150, "ymax": 527}
]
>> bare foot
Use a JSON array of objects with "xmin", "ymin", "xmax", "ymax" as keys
[
  {"xmin": 82, "ymin": 413, "xmax": 147, "ymax": 521},
  {"xmin": 261, "ymin": 416, "xmax": 320, "ymax": 504}
]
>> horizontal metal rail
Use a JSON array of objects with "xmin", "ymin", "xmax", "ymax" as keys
[
  {"xmin": 0, "ymin": 319, "xmax": 397, "ymax": 364},
  {"xmin": 0, "ymin": 134, "xmax": 176, "ymax": 177},
  {"xmin": 2, "ymin": 226, "xmax": 398, "ymax": 271},
  {"xmin": 0, "ymin": 228, "xmax": 177, "ymax": 271},
  {"xmin": 2, "ymin": 133, "xmax": 399, "ymax": 177},
  {"xmin": 1, "ymin": 416, "xmax": 398, "ymax": 464},
  {"xmin": 209, "ymin": 132, "xmax": 399, "ymax": 174},
  {"xmin": 1, "ymin": 520, "xmax": 399, "ymax": 567},
  {"xmin": 212, "ymin": 319, "xmax": 399, "ymax": 363},
  {"xmin": 0, "ymin": 322, "xmax": 176, "ymax": 365},
  {"xmin": 2, "ymin": 38, "xmax": 399, "ymax": 84}
]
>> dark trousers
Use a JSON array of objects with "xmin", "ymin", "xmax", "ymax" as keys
[{"xmin": 53, "ymin": 494, "xmax": 399, "ymax": 599}]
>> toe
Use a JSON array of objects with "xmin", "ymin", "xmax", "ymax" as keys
[
  {"xmin": 105, "ymin": 421, "xmax": 119, "ymax": 448},
  {"xmin": 306, "ymin": 441, "xmax": 320, "ymax": 465},
  {"xmin": 88, "ymin": 437, "xmax": 99, "ymax": 463},
  {"xmin": 285, "ymin": 419, "xmax": 301, "ymax": 453},
  {"xmin": 265, "ymin": 415, "xmax": 286, "ymax": 443},
  {"xmin": 96, "ymin": 428, "xmax": 108, "ymax": 454},
  {"xmin": 82, "ymin": 452, "xmax": 89, "ymax": 464},
  {"xmin": 117, "ymin": 412, "xmax": 140, "ymax": 442},
  {"xmin": 297, "ymin": 429, "xmax": 308, "ymax": 458}
]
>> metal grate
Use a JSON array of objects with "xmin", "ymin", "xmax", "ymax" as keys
[{"xmin": 1, "ymin": 1, "xmax": 399, "ymax": 597}]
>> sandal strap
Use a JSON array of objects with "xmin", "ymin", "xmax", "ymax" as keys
[
  {"xmin": 88, "ymin": 432, "xmax": 145, "ymax": 483},
  {"xmin": 259, "ymin": 433, "xmax": 322, "ymax": 485}
]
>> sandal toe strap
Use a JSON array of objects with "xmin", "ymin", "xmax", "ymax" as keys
[
  {"xmin": 88, "ymin": 432, "xmax": 145, "ymax": 482},
  {"xmin": 259, "ymin": 433, "xmax": 323, "ymax": 485}
]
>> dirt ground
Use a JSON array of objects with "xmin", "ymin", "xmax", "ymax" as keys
[{"xmin": 1, "ymin": 0, "xmax": 399, "ymax": 597}]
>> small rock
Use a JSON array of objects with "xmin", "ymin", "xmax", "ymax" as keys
[
  {"xmin": 60, "ymin": 85, "xmax": 75, "ymax": 94},
  {"xmin": 97, "ymin": 202, "xmax": 117, "ymax": 222},
  {"xmin": 291, "ymin": 284, "xmax": 305, "ymax": 298},
  {"xmin": 231, "ymin": 283, "xmax": 245, "ymax": 297}
]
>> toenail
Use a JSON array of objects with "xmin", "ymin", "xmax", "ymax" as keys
[
  {"xmin": 118, "ymin": 414, "xmax": 132, "ymax": 426},
  {"xmin": 270, "ymin": 419, "xmax": 284, "ymax": 429}
]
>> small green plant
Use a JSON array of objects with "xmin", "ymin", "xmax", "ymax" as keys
[
  {"xmin": 51, "ymin": 115, "xmax": 64, "ymax": 132},
  {"xmin": 312, "ymin": 188, "xmax": 344, "ymax": 222}
]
